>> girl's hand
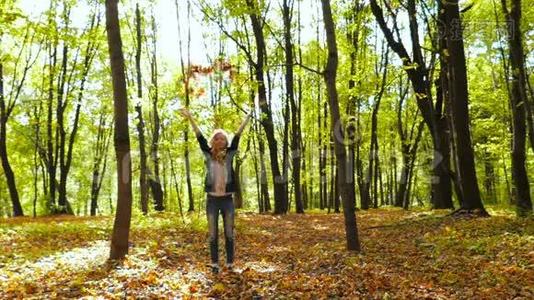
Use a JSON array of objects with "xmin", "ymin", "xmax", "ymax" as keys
[
  {"xmin": 180, "ymin": 108, "xmax": 201, "ymax": 135},
  {"xmin": 179, "ymin": 108, "xmax": 191, "ymax": 119}
]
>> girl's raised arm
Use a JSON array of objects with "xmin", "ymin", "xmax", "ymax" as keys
[
  {"xmin": 229, "ymin": 112, "xmax": 253, "ymax": 150},
  {"xmin": 180, "ymin": 108, "xmax": 210, "ymax": 152},
  {"xmin": 236, "ymin": 111, "xmax": 253, "ymax": 137},
  {"xmin": 179, "ymin": 108, "xmax": 201, "ymax": 136}
]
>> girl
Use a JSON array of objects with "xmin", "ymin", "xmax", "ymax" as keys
[{"xmin": 180, "ymin": 108, "xmax": 252, "ymax": 274}]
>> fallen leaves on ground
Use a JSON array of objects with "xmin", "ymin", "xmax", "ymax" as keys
[{"xmin": 0, "ymin": 208, "xmax": 533, "ymax": 299}]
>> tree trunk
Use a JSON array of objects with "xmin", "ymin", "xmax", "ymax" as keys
[
  {"xmin": 46, "ymin": 42, "xmax": 57, "ymax": 211},
  {"xmin": 254, "ymin": 145, "xmax": 264, "ymax": 212},
  {"xmin": 321, "ymin": 0, "xmax": 361, "ymax": 251},
  {"xmin": 91, "ymin": 112, "xmax": 111, "ymax": 216},
  {"xmin": 370, "ymin": 0, "xmax": 454, "ymax": 210},
  {"xmin": 345, "ymin": 1, "xmax": 363, "ymax": 210},
  {"xmin": 105, "ymin": 0, "xmax": 133, "ymax": 260},
  {"xmin": 282, "ymin": 0, "xmax": 303, "ymax": 214},
  {"xmin": 334, "ymin": 168, "xmax": 340, "ymax": 212},
  {"xmin": 296, "ymin": 3, "xmax": 307, "ymax": 211},
  {"xmin": 249, "ymin": 68, "xmax": 271, "ymax": 213},
  {"xmin": 483, "ymin": 153, "xmax": 497, "ymax": 203},
  {"xmin": 301, "ymin": 141, "xmax": 309, "ymax": 210},
  {"xmin": 328, "ymin": 136, "xmax": 335, "ymax": 213},
  {"xmin": 234, "ymin": 155, "xmax": 244, "ymax": 209},
  {"xmin": 282, "ymin": 77, "xmax": 290, "ymax": 210},
  {"xmin": 363, "ymin": 47, "xmax": 388, "ymax": 209},
  {"xmin": 258, "ymin": 130, "xmax": 271, "ymax": 212},
  {"xmin": 148, "ymin": 14, "xmax": 164, "ymax": 212},
  {"xmin": 59, "ymin": 15, "xmax": 97, "ymax": 215},
  {"xmin": 175, "ymin": 0, "xmax": 195, "ymax": 212},
  {"xmin": 434, "ymin": 113, "xmax": 454, "ymax": 209},
  {"xmin": 0, "ymin": 64, "xmax": 23, "ymax": 216},
  {"xmin": 168, "ymin": 146, "xmax": 184, "ymax": 220},
  {"xmin": 501, "ymin": 0, "xmax": 532, "ymax": 216},
  {"xmin": 441, "ymin": 0, "xmax": 487, "ymax": 214},
  {"xmin": 246, "ymin": 0, "xmax": 287, "ymax": 214},
  {"xmin": 134, "ymin": 3, "xmax": 149, "ymax": 215},
  {"xmin": 378, "ymin": 161, "xmax": 384, "ymax": 207},
  {"xmin": 55, "ymin": 21, "xmax": 73, "ymax": 214},
  {"xmin": 32, "ymin": 103, "xmax": 40, "ymax": 217}
]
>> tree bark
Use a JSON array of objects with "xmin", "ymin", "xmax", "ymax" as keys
[
  {"xmin": 322, "ymin": 101, "xmax": 328, "ymax": 210},
  {"xmin": 370, "ymin": 0, "xmax": 454, "ymax": 210},
  {"xmin": 283, "ymin": 0, "xmax": 303, "ymax": 214},
  {"xmin": 258, "ymin": 129, "xmax": 271, "ymax": 212},
  {"xmin": 134, "ymin": 2, "xmax": 149, "ymax": 215},
  {"xmin": 0, "ymin": 64, "xmax": 23, "ymax": 216},
  {"xmin": 147, "ymin": 14, "xmax": 164, "ymax": 212},
  {"xmin": 174, "ymin": 0, "xmax": 195, "ymax": 212},
  {"xmin": 321, "ymin": 0, "xmax": 361, "ymax": 251},
  {"xmin": 58, "ymin": 15, "xmax": 98, "ymax": 215},
  {"xmin": 246, "ymin": 0, "xmax": 287, "ymax": 214},
  {"xmin": 0, "ymin": 24, "xmax": 39, "ymax": 217},
  {"xmin": 91, "ymin": 113, "xmax": 111, "ymax": 216},
  {"xmin": 345, "ymin": 2, "xmax": 363, "ymax": 211},
  {"xmin": 501, "ymin": 0, "xmax": 532, "ymax": 216},
  {"xmin": 441, "ymin": 0, "xmax": 487, "ymax": 214},
  {"xmin": 46, "ymin": 38, "xmax": 57, "ymax": 211},
  {"xmin": 105, "ymin": 0, "xmax": 133, "ymax": 260}
]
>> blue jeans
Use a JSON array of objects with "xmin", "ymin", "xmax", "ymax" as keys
[{"xmin": 206, "ymin": 194, "xmax": 235, "ymax": 264}]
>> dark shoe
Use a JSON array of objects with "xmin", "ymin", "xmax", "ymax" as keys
[{"xmin": 209, "ymin": 263, "xmax": 219, "ymax": 274}]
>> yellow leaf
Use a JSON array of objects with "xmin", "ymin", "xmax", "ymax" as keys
[{"xmin": 213, "ymin": 283, "xmax": 225, "ymax": 293}]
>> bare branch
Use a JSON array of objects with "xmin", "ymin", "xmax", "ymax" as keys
[
  {"xmin": 196, "ymin": 0, "xmax": 255, "ymax": 65},
  {"xmin": 294, "ymin": 61, "xmax": 324, "ymax": 76}
]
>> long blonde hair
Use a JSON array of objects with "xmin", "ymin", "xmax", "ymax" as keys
[{"xmin": 208, "ymin": 129, "xmax": 228, "ymax": 162}]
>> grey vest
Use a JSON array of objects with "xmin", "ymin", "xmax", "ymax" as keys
[{"xmin": 196, "ymin": 132, "xmax": 240, "ymax": 193}]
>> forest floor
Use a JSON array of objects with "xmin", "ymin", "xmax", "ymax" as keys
[{"xmin": 0, "ymin": 208, "xmax": 533, "ymax": 299}]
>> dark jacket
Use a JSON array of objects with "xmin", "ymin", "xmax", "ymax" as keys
[{"xmin": 196, "ymin": 132, "xmax": 240, "ymax": 193}]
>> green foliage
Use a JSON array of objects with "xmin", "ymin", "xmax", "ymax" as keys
[{"xmin": 0, "ymin": 0, "xmax": 532, "ymax": 217}]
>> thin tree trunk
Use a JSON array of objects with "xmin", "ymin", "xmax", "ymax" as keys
[
  {"xmin": 46, "ymin": 40, "xmax": 57, "ymax": 211},
  {"xmin": 106, "ymin": 0, "xmax": 133, "ymax": 260},
  {"xmin": 321, "ymin": 0, "xmax": 361, "ymax": 251},
  {"xmin": 345, "ymin": 1, "xmax": 363, "ymax": 211},
  {"xmin": 483, "ymin": 152, "xmax": 497, "ymax": 203},
  {"xmin": 258, "ymin": 130, "xmax": 271, "ymax": 212},
  {"xmin": 175, "ymin": 0, "xmax": 195, "ymax": 212},
  {"xmin": 282, "ymin": 77, "xmax": 290, "ymax": 210},
  {"xmin": 167, "ymin": 142, "xmax": 184, "ymax": 221},
  {"xmin": 501, "ymin": 0, "xmax": 532, "ymax": 216},
  {"xmin": 91, "ymin": 113, "xmax": 112, "ymax": 216},
  {"xmin": 250, "ymin": 114, "xmax": 263, "ymax": 212},
  {"xmin": 334, "ymin": 168, "xmax": 340, "ymax": 212},
  {"xmin": 234, "ymin": 138, "xmax": 248, "ymax": 208},
  {"xmin": 246, "ymin": 0, "xmax": 287, "ymax": 214},
  {"xmin": 370, "ymin": 0, "xmax": 454, "ymax": 210},
  {"xmin": 147, "ymin": 13, "xmax": 164, "ymax": 212},
  {"xmin": 0, "ymin": 27, "xmax": 40, "ymax": 217},
  {"xmin": 59, "ymin": 16, "xmax": 98, "ymax": 215},
  {"xmin": 282, "ymin": 0, "xmax": 303, "ymax": 214},
  {"xmin": 378, "ymin": 160, "xmax": 384, "ymax": 207},
  {"xmin": 32, "ymin": 104, "xmax": 40, "ymax": 217},
  {"xmin": 54, "ymin": 10, "xmax": 70, "ymax": 213},
  {"xmin": 0, "ymin": 64, "xmax": 23, "ymax": 216},
  {"xmin": 328, "ymin": 136, "xmax": 334, "ymax": 213},
  {"xmin": 134, "ymin": 2, "xmax": 149, "ymax": 215},
  {"xmin": 364, "ymin": 46, "xmax": 388, "ymax": 209}
]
